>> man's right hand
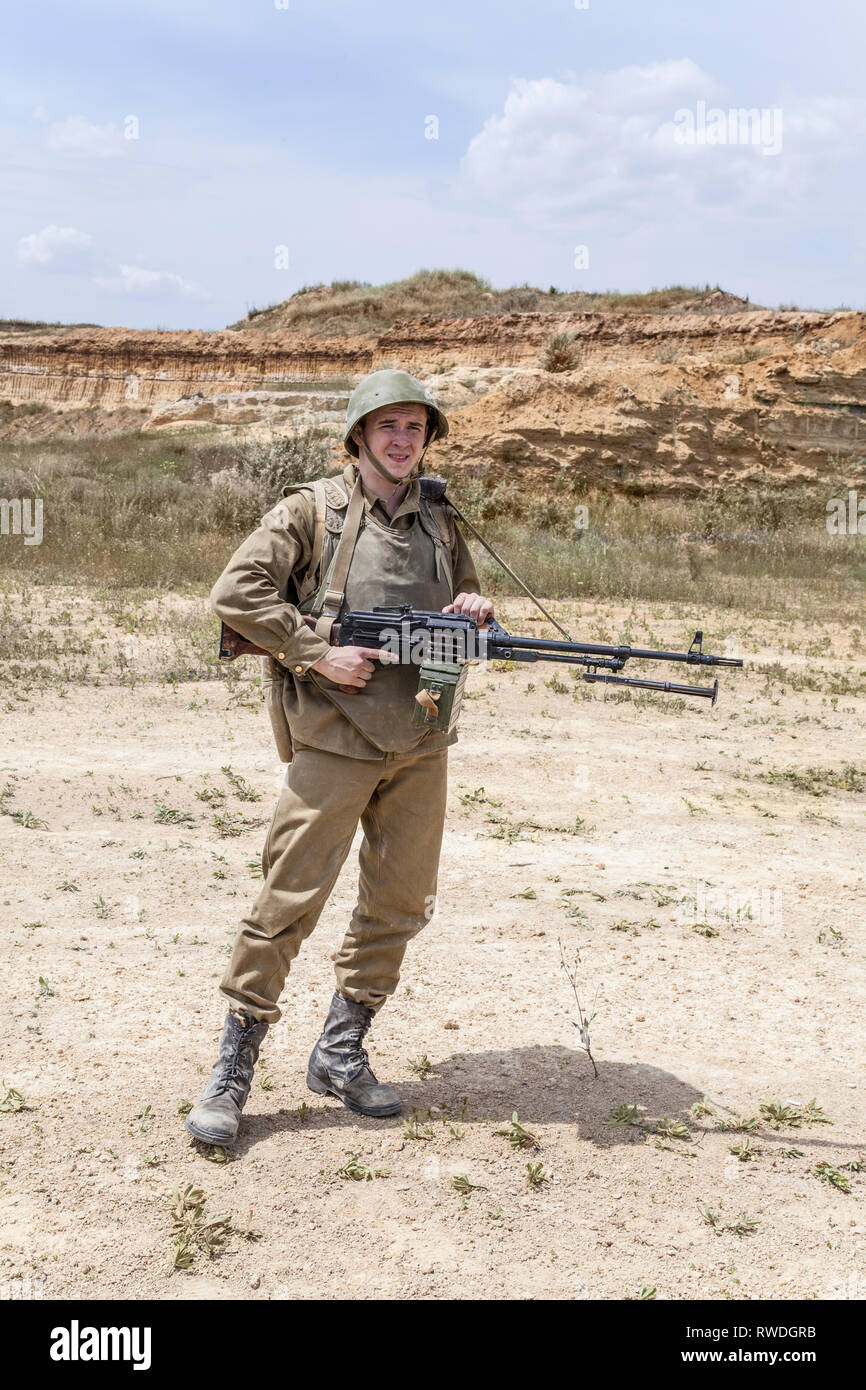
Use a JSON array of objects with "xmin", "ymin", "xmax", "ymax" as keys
[{"xmin": 309, "ymin": 645, "xmax": 397, "ymax": 695}]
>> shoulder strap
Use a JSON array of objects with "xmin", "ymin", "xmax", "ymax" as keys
[
  {"xmin": 417, "ymin": 475, "xmax": 456, "ymax": 550},
  {"xmin": 293, "ymin": 480, "xmax": 327, "ymax": 604},
  {"xmin": 280, "ymin": 475, "xmax": 350, "ymax": 606},
  {"xmin": 311, "ymin": 474, "xmax": 365, "ymax": 641},
  {"xmin": 418, "ymin": 495, "xmax": 456, "ymax": 551},
  {"xmin": 322, "ymin": 475, "xmax": 350, "ymax": 515}
]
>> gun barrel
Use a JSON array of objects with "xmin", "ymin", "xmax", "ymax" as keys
[{"xmin": 491, "ymin": 632, "xmax": 742, "ymax": 668}]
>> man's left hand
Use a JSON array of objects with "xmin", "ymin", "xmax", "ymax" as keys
[{"xmin": 442, "ymin": 592, "xmax": 494, "ymax": 628}]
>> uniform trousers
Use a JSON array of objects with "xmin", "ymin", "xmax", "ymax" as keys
[{"xmin": 219, "ymin": 742, "xmax": 449, "ymax": 1024}]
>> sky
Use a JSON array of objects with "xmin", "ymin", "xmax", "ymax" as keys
[{"xmin": 2, "ymin": 0, "xmax": 863, "ymax": 329}]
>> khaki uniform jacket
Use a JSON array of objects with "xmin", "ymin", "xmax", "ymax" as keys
[{"xmin": 210, "ymin": 461, "xmax": 482, "ymax": 760}]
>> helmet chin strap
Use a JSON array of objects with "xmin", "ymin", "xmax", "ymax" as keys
[{"xmin": 355, "ymin": 425, "xmax": 432, "ymax": 490}]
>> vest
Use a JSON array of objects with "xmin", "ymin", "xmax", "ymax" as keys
[{"xmin": 269, "ymin": 472, "xmax": 456, "ymax": 757}]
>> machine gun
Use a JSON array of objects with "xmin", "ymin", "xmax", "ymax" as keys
[
  {"xmin": 336, "ymin": 606, "xmax": 742, "ymax": 727},
  {"xmin": 219, "ymin": 605, "xmax": 742, "ymax": 732}
]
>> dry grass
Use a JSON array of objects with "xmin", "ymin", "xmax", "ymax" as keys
[
  {"xmin": 231, "ymin": 271, "xmax": 746, "ymax": 337},
  {"xmin": 540, "ymin": 332, "xmax": 582, "ymax": 372},
  {"xmin": 0, "ymin": 427, "xmax": 331, "ymax": 588},
  {"xmin": 453, "ymin": 473, "xmax": 866, "ymax": 620},
  {"xmin": 0, "ymin": 318, "xmax": 101, "ymax": 334},
  {"xmin": 1, "ymin": 431, "xmax": 864, "ymax": 620}
]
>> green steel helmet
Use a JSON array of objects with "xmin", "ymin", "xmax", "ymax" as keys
[{"xmin": 343, "ymin": 368, "xmax": 449, "ymax": 458}]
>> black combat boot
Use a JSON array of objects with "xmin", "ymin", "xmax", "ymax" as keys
[
  {"xmin": 306, "ymin": 991, "xmax": 402, "ymax": 1117},
  {"xmin": 185, "ymin": 1010, "xmax": 269, "ymax": 1145}
]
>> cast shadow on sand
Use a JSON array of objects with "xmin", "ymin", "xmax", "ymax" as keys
[{"xmin": 220, "ymin": 1045, "xmax": 711, "ymax": 1157}]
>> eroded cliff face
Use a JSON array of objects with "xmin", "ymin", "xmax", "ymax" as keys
[
  {"xmin": 0, "ymin": 329, "xmax": 372, "ymax": 408},
  {"xmin": 374, "ymin": 308, "xmax": 855, "ymax": 370},
  {"xmin": 2, "ymin": 309, "xmax": 864, "ymax": 493},
  {"xmin": 435, "ymin": 349, "xmax": 866, "ymax": 495}
]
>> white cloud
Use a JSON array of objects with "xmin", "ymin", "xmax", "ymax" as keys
[
  {"xmin": 16, "ymin": 226, "xmax": 208, "ymax": 302},
  {"xmin": 46, "ymin": 115, "xmax": 125, "ymax": 158},
  {"xmin": 455, "ymin": 62, "xmax": 866, "ymax": 233},
  {"xmin": 93, "ymin": 264, "xmax": 210, "ymax": 300},
  {"xmin": 17, "ymin": 224, "xmax": 95, "ymax": 269}
]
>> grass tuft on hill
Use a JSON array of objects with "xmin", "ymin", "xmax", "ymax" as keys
[{"xmin": 231, "ymin": 271, "xmax": 750, "ymax": 338}]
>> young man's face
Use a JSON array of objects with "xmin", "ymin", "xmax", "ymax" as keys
[{"xmin": 353, "ymin": 401, "xmax": 430, "ymax": 480}]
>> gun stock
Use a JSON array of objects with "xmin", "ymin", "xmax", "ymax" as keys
[{"xmin": 218, "ymin": 618, "xmax": 339, "ymax": 661}]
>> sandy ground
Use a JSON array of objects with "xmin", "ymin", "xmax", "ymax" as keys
[{"xmin": 0, "ymin": 594, "xmax": 864, "ymax": 1302}]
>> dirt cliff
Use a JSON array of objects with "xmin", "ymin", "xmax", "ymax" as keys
[
  {"xmin": 2, "ymin": 306, "xmax": 864, "ymax": 494},
  {"xmin": 428, "ymin": 317, "xmax": 866, "ymax": 494},
  {"xmin": 375, "ymin": 308, "xmax": 841, "ymax": 371},
  {"xmin": 0, "ymin": 328, "xmax": 372, "ymax": 409}
]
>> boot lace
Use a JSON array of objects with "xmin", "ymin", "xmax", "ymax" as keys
[
  {"xmin": 345, "ymin": 1022, "xmax": 371, "ymax": 1074},
  {"xmin": 214, "ymin": 1020, "xmax": 259, "ymax": 1096}
]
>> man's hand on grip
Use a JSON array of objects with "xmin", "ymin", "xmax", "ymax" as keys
[{"xmin": 309, "ymin": 645, "xmax": 396, "ymax": 695}]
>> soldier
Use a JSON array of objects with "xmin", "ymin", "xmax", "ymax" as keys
[{"xmin": 186, "ymin": 369, "xmax": 494, "ymax": 1145}]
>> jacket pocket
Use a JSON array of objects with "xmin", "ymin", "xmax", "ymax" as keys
[{"xmin": 261, "ymin": 656, "xmax": 294, "ymax": 763}]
